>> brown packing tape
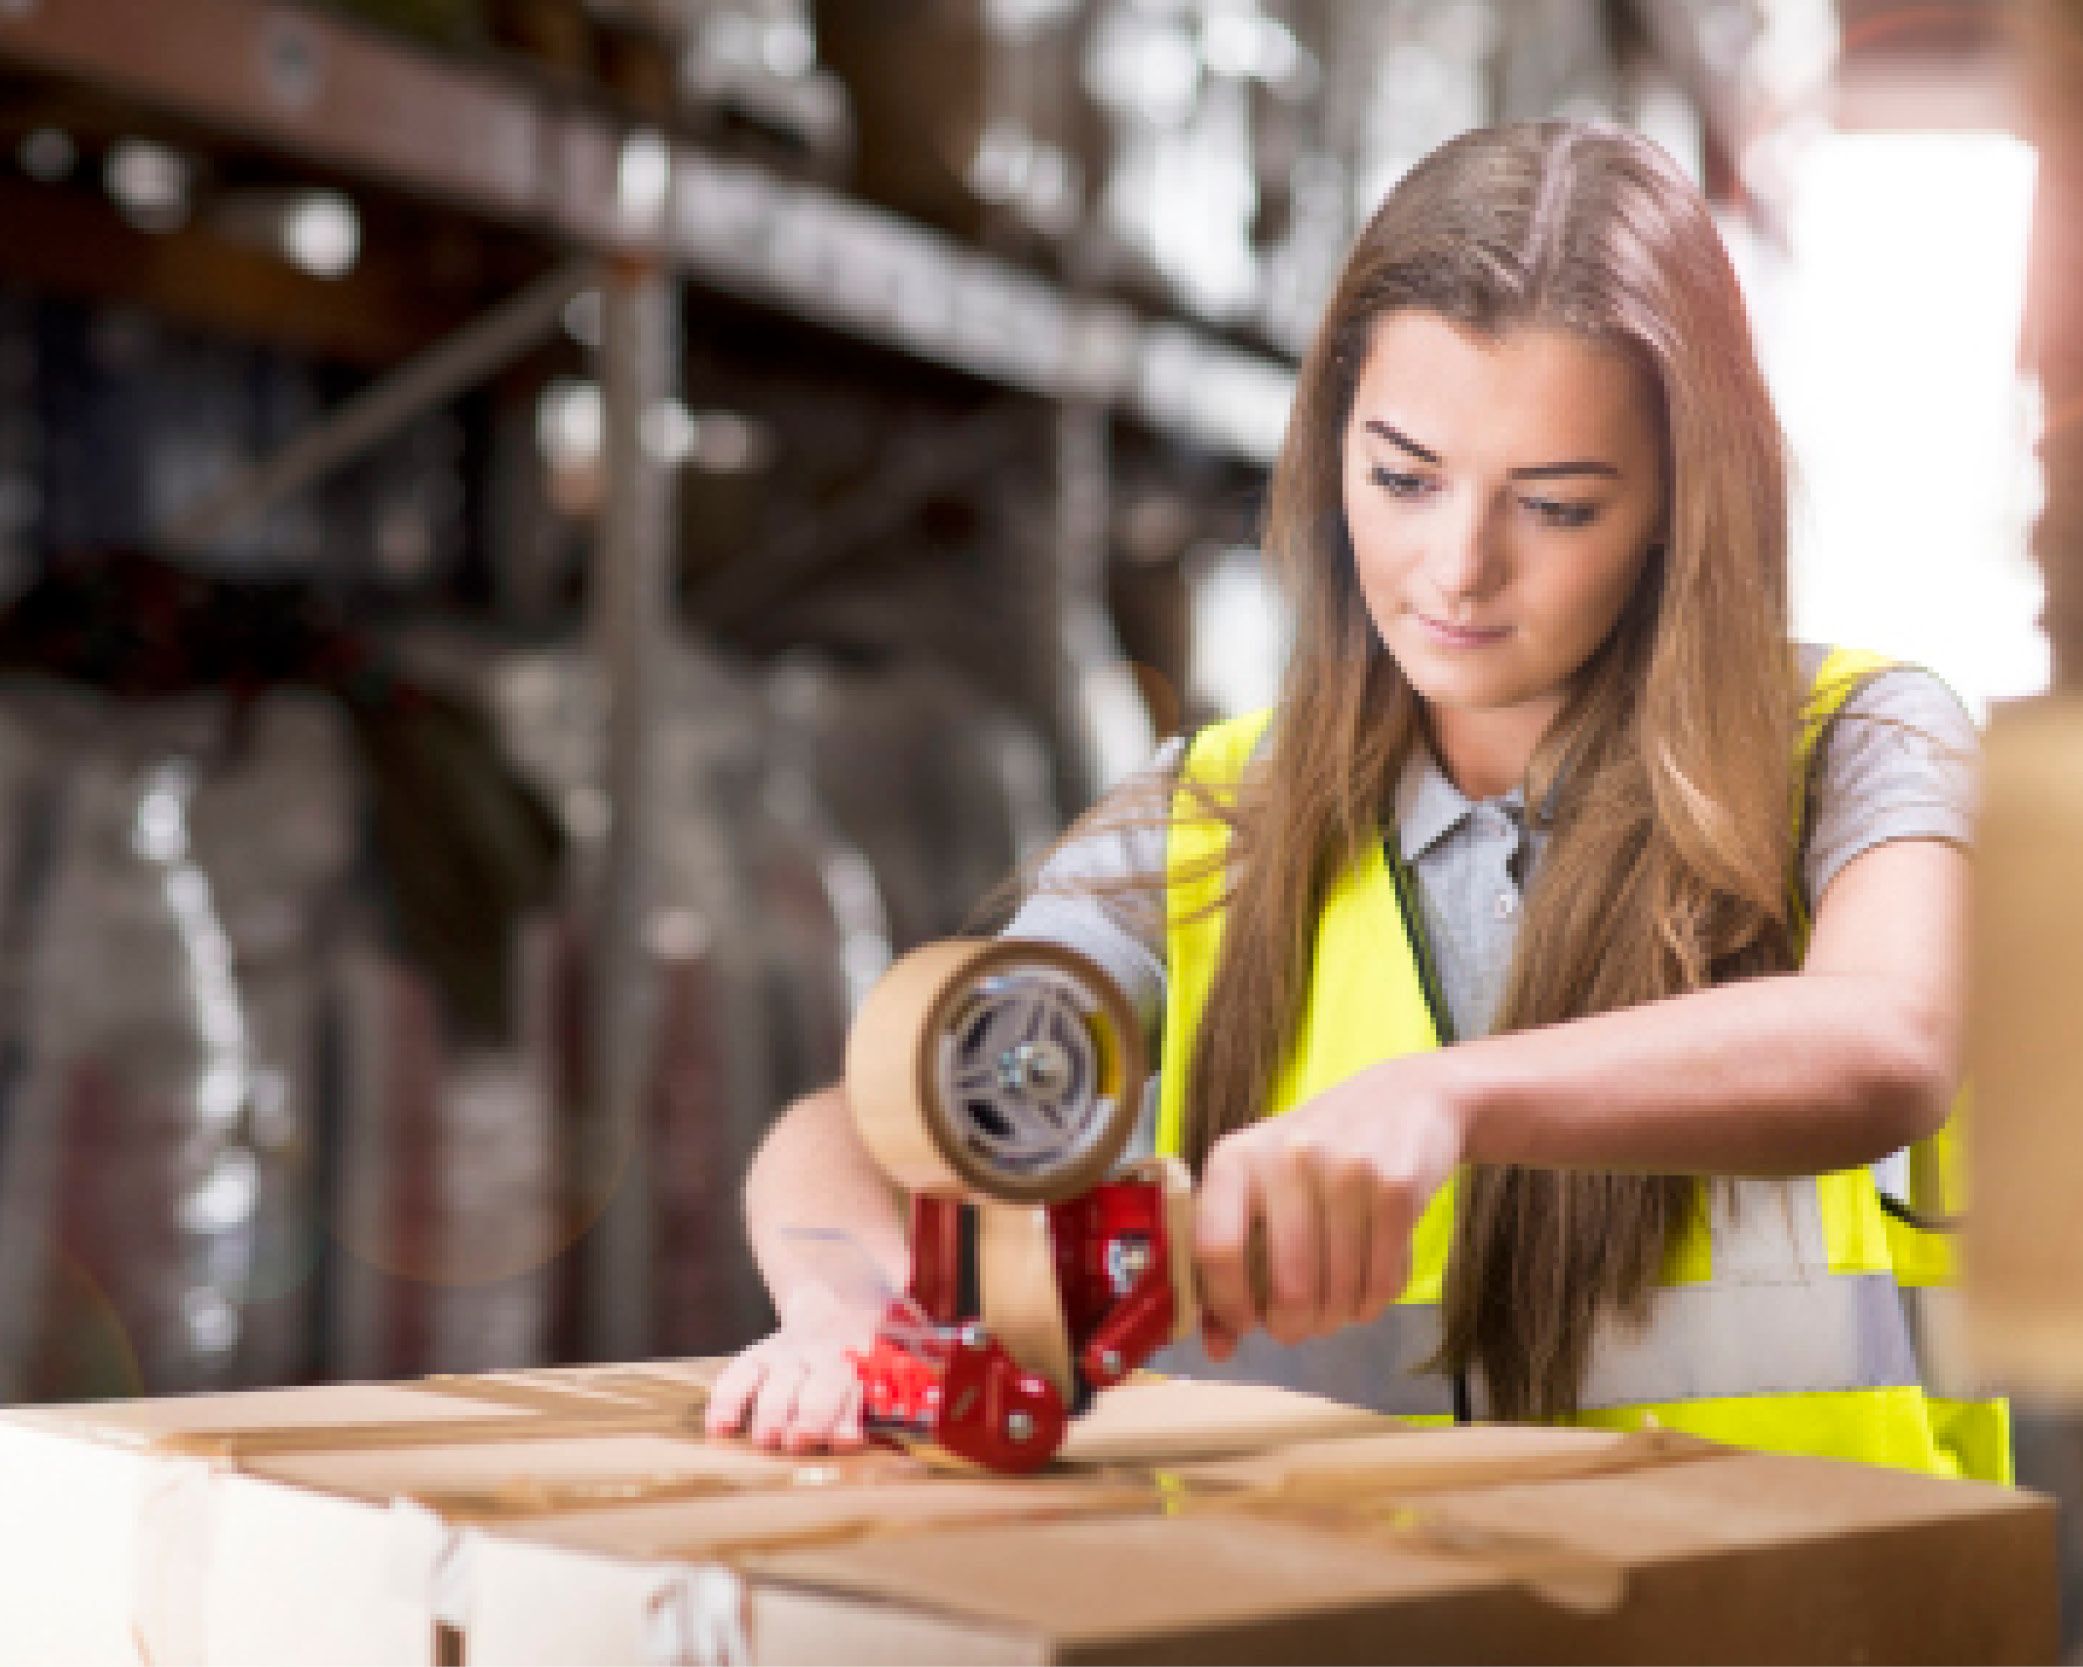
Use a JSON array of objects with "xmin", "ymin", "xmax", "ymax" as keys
[
  {"xmin": 846, "ymin": 937, "xmax": 1150, "ymax": 1394},
  {"xmin": 847, "ymin": 938, "xmax": 992, "ymax": 1197},
  {"xmin": 417, "ymin": 1373, "xmax": 672, "ymax": 1417},
  {"xmin": 405, "ymin": 1473, "xmax": 752, "ymax": 1524},
  {"xmin": 1163, "ymin": 1424, "xmax": 1724, "ymax": 1504},
  {"xmin": 975, "ymin": 1200, "xmax": 1078, "ymax": 1400},
  {"xmin": 402, "ymin": 1452, "xmax": 929, "ymax": 1524},
  {"xmin": 579, "ymin": 1372, "xmax": 720, "ymax": 1409},
  {"xmin": 845, "ymin": 938, "xmax": 1147, "ymax": 1204},
  {"xmin": 130, "ymin": 1370, "xmax": 943, "ymax": 1523},
  {"xmin": 675, "ymin": 1466, "xmax": 1632, "ymax": 1617},
  {"xmin": 421, "ymin": 1369, "xmax": 714, "ymax": 1419},
  {"xmin": 1149, "ymin": 1156, "xmax": 1204, "ymax": 1341},
  {"xmin": 676, "ymin": 1431, "xmax": 1715, "ymax": 1617},
  {"xmin": 120, "ymin": 1365, "xmax": 1700, "ymax": 1624},
  {"xmin": 1110, "ymin": 1425, "xmax": 1712, "ymax": 1613},
  {"xmin": 152, "ymin": 1409, "xmax": 697, "ymax": 1461},
  {"xmin": 143, "ymin": 1374, "xmax": 1703, "ymax": 1501},
  {"xmin": 668, "ymin": 1480, "xmax": 1165, "ymax": 1566},
  {"xmin": 1395, "ymin": 1508, "xmax": 1625, "ymax": 1615},
  {"xmin": 1164, "ymin": 1487, "xmax": 1628, "ymax": 1616},
  {"xmin": 144, "ymin": 1371, "xmax": 717, "ymax": 1461}
]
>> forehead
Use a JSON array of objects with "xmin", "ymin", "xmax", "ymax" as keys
[{"xmin": 1348, "ymin": 310, "xmax": 1658, "ymax": 467}]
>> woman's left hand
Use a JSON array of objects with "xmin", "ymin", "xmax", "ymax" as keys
[{"xmin": 1191, "ymin": 1055, "xmax": 1470, "ymax": 1361}]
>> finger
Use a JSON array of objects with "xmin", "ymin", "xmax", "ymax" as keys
[
  {"xmin": 1361, "ymin": 1184, "xmax": 1415, "ymax": 1320},
  {"xmin": 1318, "ymin": 1161, "xmax": 1373, "ymax": 1330},
  {"xmin": 1194, "ymin": 1141, "xmax": 1263, "ymax": 1342},
  {"xmin": 786, "ymin": 1366, "xmax": 867, "ymax": 1454},
  {"xmin": 1202, "ymin": 1311, "xmax": 1239, "ymax": 1364},
  {"xmin": 703, "ymin": 1346, "xmax": 771, "ymax": 1436},
  {"xmin": 747, "ymin": 1356, "xmax": 812, "ymax": 1448},
  {"xmin": 1258, "ymin": 1149, "xmax": 1324, "ymax": 1345}
]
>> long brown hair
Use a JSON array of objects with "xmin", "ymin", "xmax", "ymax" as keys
[{"xmin": 1022, "ymin": 120, "xmax": 1797, "ymax": 1420}]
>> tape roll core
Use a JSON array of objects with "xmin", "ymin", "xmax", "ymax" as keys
[{"xmin": 845, "ymin": 938, "xmax": 1148, "ymax": 1204}]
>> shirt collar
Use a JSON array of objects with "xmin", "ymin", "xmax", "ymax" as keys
[{"xmin": 1391, "ymin": 742, "xmax": 1526, "ymax": 863}]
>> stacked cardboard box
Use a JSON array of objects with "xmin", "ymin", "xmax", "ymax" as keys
[
  {"xmin": 0, "ymin": 1361, "xmax": 2055, "ymax": 1664},
  {"xmin": 1969, "ymin": 698, "xmax": 2083, "ymax": 1397}
]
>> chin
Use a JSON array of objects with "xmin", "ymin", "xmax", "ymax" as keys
[{"xmin": 1387, "ymin": 635, "xmax": 1524, "ymax": 706}]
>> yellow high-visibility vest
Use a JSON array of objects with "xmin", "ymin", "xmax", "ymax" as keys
[{"xmin": 1156, "ymin": 647, "xmax": 2009, "ymax": 1482}]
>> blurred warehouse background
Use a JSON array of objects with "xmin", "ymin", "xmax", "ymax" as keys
[{"xmin": 0, "ymin": 0, "xmax": 2052, "ymax": 1437}]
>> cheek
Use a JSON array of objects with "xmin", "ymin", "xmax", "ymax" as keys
[
  {"xmin": 1544, "ymin": 540, "xmax": 1650, "ymax": 645},
  {"xmin": 1343, "ymin": 489, "xmax": 1413, "ymax": 590}
]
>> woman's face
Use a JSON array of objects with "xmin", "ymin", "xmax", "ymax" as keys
[{"xmin": 1342, "ymin": 310, "xmax": 1667, "ymax": 742}]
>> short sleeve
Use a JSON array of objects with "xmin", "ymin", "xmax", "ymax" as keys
[
  {"xmin": 999, "ymin": 737, "xmax": 1182, "ymax": 1062},
  {"xmin": 1801, "ymin": 664, "xmax": 1979, "ymax": 910}
]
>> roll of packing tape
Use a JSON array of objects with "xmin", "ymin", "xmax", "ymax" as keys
[
  {"xmin": 975, "ymin": 1199, "xmax": 1077, "ymax": 1399},
  {"xmin": 845, "ymin": 938, "xmax": 1148, "ymax": 1205}
]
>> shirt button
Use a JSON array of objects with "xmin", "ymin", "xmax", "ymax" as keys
[{"xmin": 1494, "ymin": 891, "xmax": 1519, "ymax": 920}]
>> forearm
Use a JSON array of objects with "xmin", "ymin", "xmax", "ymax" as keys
[
  {"xmin": 743, "ymin": 1082, "xmax": 910, "ymax": 1319},
  {"xmin": 1448, "ymin": 970, "xmax": 1955, "ymax": 1176}
]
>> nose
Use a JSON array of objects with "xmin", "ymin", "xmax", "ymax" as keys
[{"xmin": 1425, "ymin": 496, "xmax": 1503, "ymax": 612}]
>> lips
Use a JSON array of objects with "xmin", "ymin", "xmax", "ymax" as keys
[{"xmin": 1414, "ymin": 612, "xmax": 1509, "ymax": 648}]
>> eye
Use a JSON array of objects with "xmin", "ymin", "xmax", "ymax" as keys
[
  {"xmin": 1370, "ymin": 466, "xmax": 1434, "ymax": 500},
  {"xmin": 1523, "ymin": 497, "xmax": 1598, "ymax": 529}
]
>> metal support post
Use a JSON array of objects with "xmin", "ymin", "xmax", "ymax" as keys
[
  {"xmin": 580, "ymin": 258, "xmax": 680, "ymax": 1362},
  {"xmin": 1055, "ymin": 396, "xmax": 1150, "ymax": 803}
]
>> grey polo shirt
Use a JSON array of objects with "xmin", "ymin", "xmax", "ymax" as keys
[{"xmin": 1002, "ymin": 644, "xmax": 1978, "ymax": 1157}]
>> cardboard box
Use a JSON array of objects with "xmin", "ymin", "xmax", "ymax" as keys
[
  {"xmin": 0, "ymin": 1362, "xmax": 2056, "ymax": 1664},
  {"xmin": 1969, "ymin": 696, "xmax": 2083, "ymax": 1394}
]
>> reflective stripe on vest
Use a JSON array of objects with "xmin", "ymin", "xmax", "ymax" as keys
[
  {"xmin": 1156, "ymin": 1271, "xmax": 1925, "ymax": 1415},
  {"xmin": 1155, "ymin": 647, "xmax": 2010, "ymax": 1483}
]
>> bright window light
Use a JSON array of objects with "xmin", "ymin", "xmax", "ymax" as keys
[
  {"xmin": 1190, "ymin": 544, "xmax": 1291, "ymax": 716},
  {"xmin": 1767, "ymin": 130, "xmax": 2044, "ymax": 717}
]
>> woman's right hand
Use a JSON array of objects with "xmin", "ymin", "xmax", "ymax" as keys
[{"xmin": 702, "ymin": 1282, "xmax": 883, "ymax": 1454}]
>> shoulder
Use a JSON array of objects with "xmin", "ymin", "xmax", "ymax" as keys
[
  {"xmin": 1179, "ymin": 707, "xmax": 1277, "ymax": 780},
  {"xmin": 1795, "ymin": 643, "xmax": 1978, "ymax": 905},
  {"xmin": 1000, "ymin": 735, "xmax": 1187, "ymax": 1049},
  {"xmin": 1795, "ymin": 642, "xmax": 1978, "ymax": 760},
  {"xmin": 1043, "ymin": 735, "xmax": 1188, "ymax": 881}
]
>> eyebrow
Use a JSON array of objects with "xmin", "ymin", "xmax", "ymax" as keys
[{"xmin": 1365, "ymin": 420, "xmax": 1621, "ymax": 481}]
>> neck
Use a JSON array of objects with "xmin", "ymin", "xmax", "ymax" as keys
[{"xmin": 1422, "ymin": 699, "xmax": 1560, "ymax": 800}]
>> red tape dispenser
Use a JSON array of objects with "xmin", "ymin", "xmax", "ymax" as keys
[{"xmin": 840, "ymin": 940, "xmax": 1197, "ymax": 1473}]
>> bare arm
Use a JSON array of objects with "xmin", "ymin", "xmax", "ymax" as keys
[
  {"xmin": 705, "ymin": 1083, "xmax": 910, "ymax": 1451},
  {"xmin": 1197, "ymin": 838, "xmax": 1967, "ymax": 1349},
  {"xmin": 742, "ymin": 1081, "xmax": 910, "ymax": 1318},
  {"xmin": 1456, "ymin": 837, "xmax": 1963, "ymax": 1173}
]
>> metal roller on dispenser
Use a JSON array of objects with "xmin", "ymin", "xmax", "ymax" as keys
[{"xmin": 841, "ymin": 939, "xmax": 1194, "ymax": 1474}]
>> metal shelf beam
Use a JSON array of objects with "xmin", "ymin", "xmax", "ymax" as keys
[{"xmin": 0, "ymin": 0, "xmax": 1294, "ymax": 463}]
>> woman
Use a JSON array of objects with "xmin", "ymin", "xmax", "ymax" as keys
[{"xmin": 706, "ymin": 119, "xmax": 2004, "ymax": 1481}]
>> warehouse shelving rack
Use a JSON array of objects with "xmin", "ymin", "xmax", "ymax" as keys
[
  {"xmin": 0, "ymin": 0, "xmax": 1295, "ymax": 458},
  {"xmin": 0, "ymin": 0, "xmax": 1297, "ymax": 1364}
]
